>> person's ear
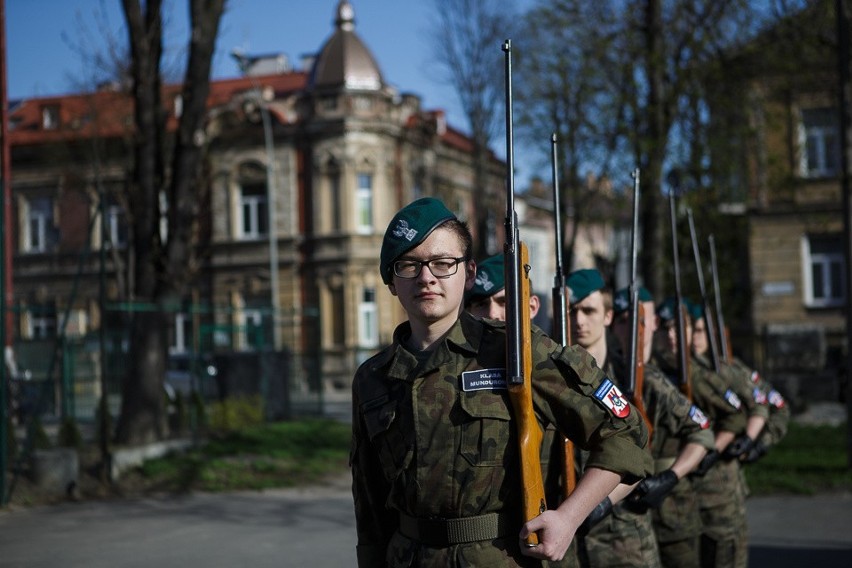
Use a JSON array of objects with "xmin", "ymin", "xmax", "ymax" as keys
[
  {"xmin": 604, "ymin": 309, "xmax": 613, "ymax": 326},
  {"xmin": 529, "ymin": 294, "xmax": 541, "ymax": 318},
  {"xmin": 464, "ymin": 260, "xmax": 476, "ymax": 291},
  {"xmin": 388, "ymin": 283, "xmax": 398, "ymax": 297}
]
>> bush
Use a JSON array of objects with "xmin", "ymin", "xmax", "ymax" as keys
[
  {"xmin": 30, "ymin": 415, "xmax": 52, "ymax": 450},
  {"xmin": 208, "ymin": 395, "xmax": 264, "ymax": 434},
  {"xmin": 57, "ymin": 416, "xmax": 83, "ymax": 450}
]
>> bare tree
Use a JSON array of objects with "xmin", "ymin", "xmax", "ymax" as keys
[
  {"xmin": 115, "ymin": 0, "xmax": 225, "ymax": 444},
  {"xmin": 515, "ymin": 0, "xmax": 628, "ymax": 273},
  {"xmin": 428, "ymin": 0, "xmax": 518, "ymax": 259}
]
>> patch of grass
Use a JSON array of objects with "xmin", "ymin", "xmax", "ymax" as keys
[
  {"xmin": 744, "ymin": 421, "xmax": 852, "ymax": 495},
  {"xmin": 135, "ymin": 419, "xmax": 351, "ymax": 493}
]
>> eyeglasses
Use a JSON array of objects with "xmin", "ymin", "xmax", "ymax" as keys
[{"xmin": 393, "ymin": 257, "xmax": 467, "ymax": 279}]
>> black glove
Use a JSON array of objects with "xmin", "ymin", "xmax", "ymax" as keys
[
  {"xmin": 722, "ymin": 435, "xmax": 754, "ymax": 461},
  {"xmin": 626, "ymin": 469, "xmax": 679, "ymax": 512},
  {"xmin": 740, "ymin": 440, "xmax": 768, "ymax": 464},
  {"xmin": 577, "ymin": 497, "xmax": 613, "ymax": 535},
  {"xmin": 692, "ymin": 450, "xmax": 720, "ymax": 477}
]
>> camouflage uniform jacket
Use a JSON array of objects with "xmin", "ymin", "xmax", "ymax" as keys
[
  {"xmin": 694, "ymin": 354, "xmax": 770, "ymax": 422},
  {"xmin": 642, "ymin": 363, "xmax": 715, "ymax": 544},
  {"xmin": 351, "ymin": 311, "xmax": 652, "ymax": 567},
  {"xmin": 729, "ymin": 357, "xmax": 789, "ymax": 448}
]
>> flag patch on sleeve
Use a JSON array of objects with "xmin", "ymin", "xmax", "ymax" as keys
[
  {"xmin": 689, "ymin": 405, "xmax": 710, "ymax": 429},
  {"xmin": 724, "ymin": 389, "xmax": 742, "ymax": 410},
  {"xmin": 768, "ymin": 389, "xmax": 786, "ymax": 408},
  {"xmin": 752, "ymin": 387, "xmax": 767, "ymax": 405},
  {"xmin": 594, "ymin": 378, "xmax": 631, "ymax": 418}
]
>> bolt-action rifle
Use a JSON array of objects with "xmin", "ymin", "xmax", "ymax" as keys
[
  {"xmin": 708, "ymin": 235, "xmax": 733, "ymax": 362},
  {"xmin": 549, "ymin": 133, "xmax": 576, "ymax": 501},
  {"xmin": 626, "ymin": 169, "xmax": 653, "ymax": 438},
  {"xmin": 687, "ymin": 209, "xmax": 721, "ymax": 373},
  {"xmin": 668, "ymin": 190, "xmax": 692, "ymax": 401},
  {"xmin": 502, "ymin": 39, "xmax": 546, "ymax": 548}
]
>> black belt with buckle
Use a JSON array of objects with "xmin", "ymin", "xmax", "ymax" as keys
[{"xmin": 398, "ymin": 511, "xmax": 514, "ymax": 547}]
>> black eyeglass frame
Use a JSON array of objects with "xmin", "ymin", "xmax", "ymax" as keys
[{"xmin": 392, "ymin": 256, "xmax": 468, "ymax": 279}]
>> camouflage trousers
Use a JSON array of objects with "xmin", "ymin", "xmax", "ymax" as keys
[
  {"xmin": 691, "ymin": 459, "xmax": 748, "ymax": 568},
  {"xmin": 652, "ymin": 475, "xmax": 702, "ymax": 568},
  {"xmin": 578, "ymin": 504, "xmax": 662, "ymax": 568}
]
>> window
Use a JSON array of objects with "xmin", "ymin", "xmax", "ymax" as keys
[
  {"xmin": 170, "ymin": 313, "xmax": 191, "ymax": 355},
  {"xmin": 240, "ymin": 182, "xmax": 268, "ymax": 239},
  {"xmin": 24, "ymin": 197, "xmax": 57, "ymax": 253},
  {"xmin": 802, "ymin": 234, "xmax": 845, "ymax": 308},
  {"xmin": 41, "ymin": 105, "xmax": 59, "ymax": 130},
  {"xmin": 358, "ymin": 287, "xmax": 378, "ymax": 348},
  {"xmin": 330, "ymin": 286, "xmax": 345, "ymax": 346},
  {"xmin": 27, "ymin": 303, "xmax": 57, "ymax": 339},
  {"xmin": 105, "ymin": 202, "xmax": 128, "ymax": 248},
  {"xmin": 356, "ymin": 173, "xmax": 373, "ymax": 234},
  {"xmin": 799, "ymin": 108, "xmax": 840, "ymax": 178},
  {"xmin": 329, "ymin": 171, "xmax": 342, "ymax": 231}
]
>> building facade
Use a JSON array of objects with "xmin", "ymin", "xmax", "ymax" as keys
[{"xmin": 7, "ymin": 1, "xmax": 509, "ymax": 408}]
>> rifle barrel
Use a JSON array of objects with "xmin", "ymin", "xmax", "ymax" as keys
[
  {"xmin": 550, "ymin": 133, "xmax": 568, "ymax": 347},
  {"xmin": 669, "ymin": 191, "xmax": 691, "ymax": 396},
  {"xmin": 687, "ymin": 209, "xmax": 720, "ymax": 372},
  {"xmin": 708, "ymin": 235, "xmax": 729, "ymax": 362}
]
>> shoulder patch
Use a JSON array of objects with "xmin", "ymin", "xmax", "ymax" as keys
[
  {"xmin": 689, "ymin": 405, "xmax": 710, "ymax": 429},
  {"xmin": 724, "ymin": 389, "xmax": 742, "ymax": 410},
  {"xmin": 752, "ymin": 387, "xmax": 768, "ymax": 405},
  {"xmin": 768, "ymin": 389, "xmax": 786, "ymax": 408},
  {"xmin": 461, "ymin": 368, "xmax": 507, "ymax": 392},
  {"xmin": 594, "ymin": 378, "xmax": 631, "ymax": 418}
]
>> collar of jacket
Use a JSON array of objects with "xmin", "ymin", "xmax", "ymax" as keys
[{"xmin": 370, "ymin": 312, "xmax": 489, "ymax": 380}]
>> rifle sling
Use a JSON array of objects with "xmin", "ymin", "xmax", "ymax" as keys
[{"xmin": 399, "ymin": 511, "xmax": 514, "ymax": 546}]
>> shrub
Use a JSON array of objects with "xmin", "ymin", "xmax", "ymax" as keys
[
  {"xmin": 208, "ymin": 395, "xmax": 264, "ymax": 434},
  {"xmin": 57, "ymin": 416, "xmax": 83, "ymax": 450}
]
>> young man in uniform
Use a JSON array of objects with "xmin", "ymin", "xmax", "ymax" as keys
[
  {"xmin": 350, "ymin": 198, "xmax": 652, "ymax": 567},
  {"xmin": 689, "ymin": 303, "xmax": 767, "ymax": 568},
  {"xmin": 465, "ymin": 252, "xmax": 579, "ymax": 567},
  {"xmin": 651, "ymin": 298, "xmax": 749, "ymax": 568},
  {"xmin": 610, "ymin": 287, "xmax": 715, "ymax": 568},
  {"xmin": 567, "ymin": 270, "xmax": 714, "ymax": 568}
]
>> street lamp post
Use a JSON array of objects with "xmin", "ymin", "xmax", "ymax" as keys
[{"xmin": 231, "ymin": 51, "xmax": 281, "ymax": 352}]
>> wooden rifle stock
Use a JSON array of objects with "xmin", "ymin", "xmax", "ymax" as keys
[
  {"xmin": 632, "ymin": 302, "xmax": 653, "ymax": 438},
  {"xmin": 550, "ymin": 133, "xmax": 576, "ymax": 501},
  {"xmin": 503, "ymin": 40, "xmax": 545, "ymax": 547},
  {"xmin": 678, "ymin": 304, "xmax": 693, "ymax": 401}
]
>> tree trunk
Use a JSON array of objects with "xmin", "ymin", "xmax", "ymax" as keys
[{"xmin": 115, "ymin": 0, "xmax": 224, "ymax": 445}]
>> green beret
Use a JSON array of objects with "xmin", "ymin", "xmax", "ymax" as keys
[
  {"xmin": 613, "ymin": 286, "xmax": 654, "ymax": 315},
  {"xmin": 656, "ymin": 297, "xmax": 677, "ymax": 322},
  {"xmin": 567, "ymin": 268, "xmax": 605, "ymax": 304},
  {"xmin": 467, "ymin": 254, "xmax": 505, "ymax": 301},
  {"xmin": 380, "ymin": 198, "xmax": 457, "ymax": 284},
  {"xmin": 687, "ymin": 299, "xmax": 704, "ymax": 321},
  {"xmin": 657, "ymin": 297, "xmax": 696, "ymax": 322}
]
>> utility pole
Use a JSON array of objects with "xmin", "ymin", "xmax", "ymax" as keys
[
  {"xmin": 0, "ymin": 0, "xmax": 11, "ymax": 506},
  {"xmin": 231, "ymin": 50, "xmax": 281, "ymax": 352},
  {"xmin": 836, "ymin": 0, "xmax": 852, "ymax": 470}
]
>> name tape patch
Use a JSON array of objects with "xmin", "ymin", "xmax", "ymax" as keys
[
  {"xmin": 594, "ymin": 378, "xmax": 631, "ymax": 418},
  {"xmin": 461, "ymin": 368, "xmax": 507, "ymax": 391}
]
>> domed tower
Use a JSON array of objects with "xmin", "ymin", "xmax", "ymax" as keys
[{"xmin": 309, "ymin": 0, "xmax": 384, "ymax": 93}]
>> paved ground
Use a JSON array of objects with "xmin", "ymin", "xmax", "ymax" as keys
[{"xmin": 2, "ymin": 477, "xmax": 851, "ymax": 568}]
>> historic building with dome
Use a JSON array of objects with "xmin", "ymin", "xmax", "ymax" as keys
[{"xmin": 6, "ymin": 0, "xmax": 508, "ymax": 409}]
